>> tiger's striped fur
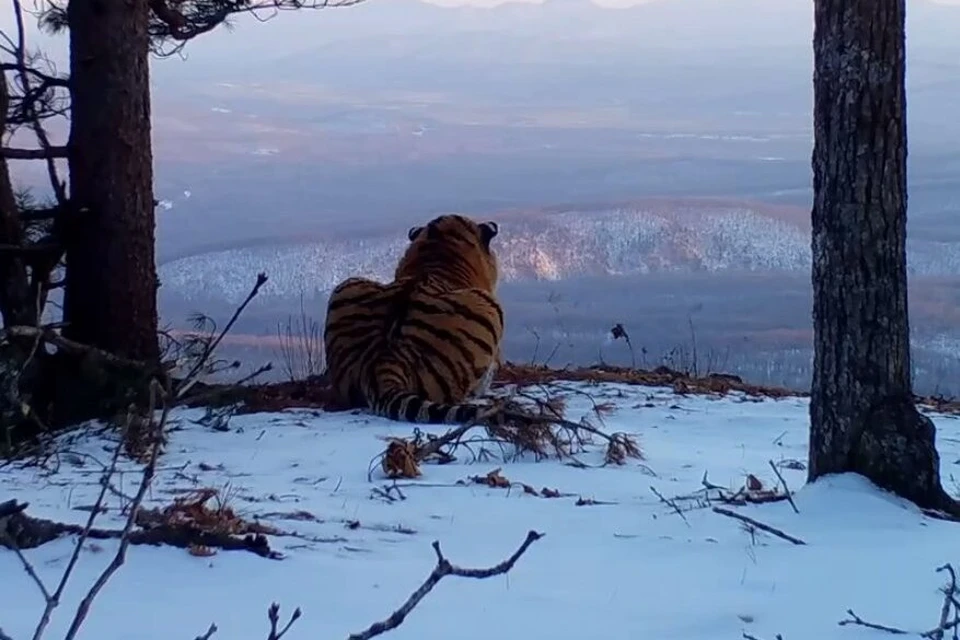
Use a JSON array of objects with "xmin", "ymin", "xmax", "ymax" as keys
[{"xmin": 323, "ymin": 214, "xmax": 504, "ymax": 424}]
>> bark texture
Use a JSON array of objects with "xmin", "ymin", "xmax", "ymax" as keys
[
  {"xmin": 808, "ymin": 0, "xmax": 957, "ymax": 514},
  {"xmin": 63, "ymin": 0, "xmax": 159, "ymax": 363}
]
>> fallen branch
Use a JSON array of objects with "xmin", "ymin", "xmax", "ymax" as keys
[
  {"xmin": 701, "ymin": 471, "xmax": 790, "ymax": 507},
  {"xmin": 650, "ymin": 485, "xmax": 691, "ymax": 527},
  {"xmin": 1, "ymin": 324, "xmax": 157, "ymax": 373},
  {"xmin": 648, "ymin": 470, "xmax": 793, "ymax": 520},
  {"xmin": 347, "ymin": 530, "xmax": 544, "ymax": 640},
  {"xmin": 838, "ymin": 609, "xmax": 911, "ymax": 635},
  {"xmin": 373, "ymin": 391, "xmax": 641, "ymax": 480},
  {"xmin": 187, "ymin": 530, "xmax": 544, "ymax": 640},
  {"xmin": 712, "ymin": 506, "xmax": 806, "ymax": 545},
  {"xmin": 838, "ymin": 563, "xmax": 960, "ymax": 639},
  {"xmin": 508, "ymin": 387, "xmax": 641, "ymax": 464},
  {"xmin": 1, "ymin": 500, "xmax": 283, "ymax": 560}
]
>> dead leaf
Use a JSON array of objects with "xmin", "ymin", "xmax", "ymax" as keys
[
  {"xmin": 475, "ymin": 468, "xmax": 510, "ymax": 488},
  {"xmin": 188, "ymin": 544, "xmax": 217, "ymax": 557},
  {"xmin": 382, "ymin": 439, "xmax": 421, "ymax": 479}
]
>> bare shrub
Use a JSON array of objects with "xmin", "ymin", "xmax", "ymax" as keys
[{"xmin": 275, "ymin": 292, "xmax": 324, "ymax": 382}]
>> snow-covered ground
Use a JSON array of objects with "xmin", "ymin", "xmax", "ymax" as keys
[{"xmin": 3, "ymin": 381, "xmax": 960, "ymax": 640}]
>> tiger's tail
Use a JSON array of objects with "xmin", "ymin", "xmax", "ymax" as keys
[{"xmin": 370, "ymin": 389, "xmax": 492, "ymax": 425}]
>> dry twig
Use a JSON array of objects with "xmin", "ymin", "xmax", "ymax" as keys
[
  {"xmin": 838, "ymin": 609, "xmax": 911, "ymax": 635},
  {"xmin": 176, "ymin": 272, "xmax": 269, "ymax": 400},
  {"xmin": 0, "ymin": 377, "xmax": 172, "ymax": 640},
  {"xmin": 646, "ymin": 470, "xmax": 793, "ymax": 521},
  {"xmin": 194, "ymin": 624, "xmax": 218, "ymax": 640},
  {"xmin": 346, "ymin": 530, "xmax": 544, "ymax": 640},
  {"xmin": 266, "ymin": 603, "xmax": 300, "ymax": 640},
  {"xmin": 712, "ymin": 506, "xmax": 806, "ymax": 546},
  {"xmin": 371, "ymin": 388, "xmax": 641, "ymax": 480},
  {"xmin": 930, "ymin": 564, "xmax": 960, "ymax": 640},
  {"xmin": 838, "ymin": 563, "xmax": 960, "ymax": 639},
  {"xmin": 60, "ymin": 380, "xmax": 170, "ymax": 640},
  {"xmin": 187, "ymin": 531, "xmax": 544, "ymax": 640},
  {"xmin": 650, "ymin": 485, "xmax": 691, "ymax": 527},
  {"xmin": 768, "ymin": 459, "xmax": 800, "ymax": 514},
  {"xmin": 700, "ymin": 470, "xmax": 790, "ymax": 507}
]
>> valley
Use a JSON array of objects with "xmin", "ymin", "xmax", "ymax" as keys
[
  {"xmin": 157, "ymin": 198, "xmax": 960, "ymax": 396},
  {"xmin": 15, "ymin": 0, "xmax": 959, "ymax": 396}
]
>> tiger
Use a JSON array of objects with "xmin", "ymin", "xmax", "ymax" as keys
[{"xmin": 322, "ymin": 213, "xmax": 505, "ymax": 425}]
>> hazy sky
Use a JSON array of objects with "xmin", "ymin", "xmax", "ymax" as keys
[
  {"xmin": 423, "ymin": 0, "xmax": 655, "ymax": 6},
  {"xmin": 424, "ymin": 0, "xmax": 960, "ymax": 5},
  {"xmin": 4, "ymin": 0, "xmax": 960, "ymax": 33},
  {"xmin": 3, "ymin": 0, "xmax": 959, "ymax": 53},
  {"xmin": 0, "ymin": 0, "xmax": 652, "ymax": 37}
]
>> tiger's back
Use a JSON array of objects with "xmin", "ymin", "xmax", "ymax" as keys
[{"xmin": 323, "ymin": 214, "xmax": 504, "ymax": 424}]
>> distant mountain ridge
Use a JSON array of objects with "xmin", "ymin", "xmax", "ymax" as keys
[
  {"xmin": 157, "ymin": 198, "xmax": 960, "ymax": 304},
  {"xmin": 336, "ymin": 0, "xmax": 957, "ymax": 48},
  {"xmin": 171, "ymin": 0, "xmax": 960, "ymax": 77}
]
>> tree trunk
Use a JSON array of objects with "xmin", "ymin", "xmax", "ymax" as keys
[
  {"xmin": 63, "ymin": 0, "xmax": 159, "ymax": 363},
  {"xmin": 808, "ymin": 0, "xmax": 957, "ymax": 514}
]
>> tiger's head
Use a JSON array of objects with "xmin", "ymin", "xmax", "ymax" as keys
[{"xmin": 395, "ymin": 214, "xmax": 500, "ymax": 292}]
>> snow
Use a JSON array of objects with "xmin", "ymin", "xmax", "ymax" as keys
[
  {"xmin": 3, "ymin": 381, "xmax": 960, "ymax": 640},
  {"xmin": 156, "ymin": 206, "xmax": 960, "ymax": 305}
]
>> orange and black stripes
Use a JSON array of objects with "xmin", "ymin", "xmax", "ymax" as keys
[{"xmin": 323, "ymin": 214, "xmax": 505, "ymax": 425}]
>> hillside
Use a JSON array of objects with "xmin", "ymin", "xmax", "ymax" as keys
[
  {"xmin": 131, "ymin": 0, "xmax": 960, "ymax": 260},
  {"xmin": 152, "ymin": 197, "xmax": 960, "ymax": 397},
  {"xmin": 125, "ymin": 0, "xmax": 960, "ymax": 396},
  {"xmin": 4, "ymin": 376, "xmax": 960, "ymax": 639},
  {"xmin": 157, "ymin": 198, "xmax": 960, "ymax": 304}
]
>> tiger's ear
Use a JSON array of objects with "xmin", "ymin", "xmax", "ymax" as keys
[
  {"xmin": 479, "ymin": 221, "xmax": 499, "ymax": 246},
  {"xmin": 408, "ymin": 225, "xmax": 424, "ymax": 241}
]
